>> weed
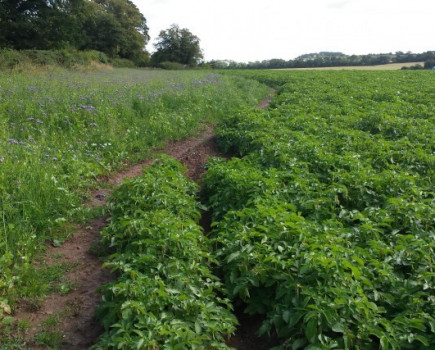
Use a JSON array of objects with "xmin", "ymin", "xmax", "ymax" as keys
[
  {"xmin": 0, "ymin": 316, "xmax": 29, "ymax": 349},
  {"xmin": 34, "ymin": 314, "xmax": 63, "ymax": 349},
  {"xmin": 0, "ymin": 68, "xmax": 268, "ymax": 308}
]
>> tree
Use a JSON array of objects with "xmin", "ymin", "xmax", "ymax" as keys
[
  {"xmin": 0, "ymin": 0, "xmax": 70, "ymax": 49},
  {"xmin": 87, "ymin": 0, "xmax": 150, "ymax": 63},
  {"xmin": 151, "ymin": 24, "xmax": 203, "ymax": 66},
  {"xmin": 0, "ymin": 0, "xmax": 150, "ymax": 64}
]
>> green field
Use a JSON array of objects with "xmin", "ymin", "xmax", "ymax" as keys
[
  {"xmin": 0, "ymin": 69, "xmax": 268, "ymax": 312},
  {"xmin": 274, "ymin": 62, "xmax": 425, "ymax": 70},
  {"xmin": 1, "ymin": 68, "xmax": 434, "ymax": 349},
  {"xmin": 204, "ymin": 70, "xmax": 435, "ymax": 349}
]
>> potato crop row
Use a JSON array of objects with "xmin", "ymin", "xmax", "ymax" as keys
[
  {"xmin": 93, "ymin": 155, "xmax": 236, "ymax": 349},
  {"xmin": 202, "ymin": 71, "xmax": 435, "ymax": 349},
  {"xmin": 0, "ymin": 69, "xmax": 268, "ymax": 310}
]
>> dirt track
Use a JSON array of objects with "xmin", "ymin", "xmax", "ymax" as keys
[{"xmin": 15, "ymin": 95, "xmax": 273, "ymax": 349}]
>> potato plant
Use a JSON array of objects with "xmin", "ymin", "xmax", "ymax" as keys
[
  {"xmin": 203, "ymin": 71, "xmax": 435, "ymax": 349},
  {"xmin": 0, "ymin": 68, "xmax": 268, "ymax": 309},
  {"xmin": 93, "ymin": 156, "xmax": 236, "ymax": 349}
]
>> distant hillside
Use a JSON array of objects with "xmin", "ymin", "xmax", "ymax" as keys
[
  {"xmin": 296, "ymin": 52, "xmax": 346, "ymax": 60},
  {"xmin": 209, "ymin": 51, "xmax": 435, "ymax": 69}
]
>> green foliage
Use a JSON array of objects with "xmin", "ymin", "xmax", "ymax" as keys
[
  {"xmin": 424, "ymin": 59, "xmax": 435, "ymax": 69},
  {"xmin": 0, "ymin": 69, "xmax": 269, "ymax": 311},
  {"xmin": 209, "ymin": 51, "xmax": 435, "ymax": 69},
  {"xmin": 109, "ymin": 57, "xmax": 136, "ymax": 68},
  {"xmin": 34, "ymin": 314, "xmax": 63, "ymax": 349},
  {"xmin": 159, "ymin": 61, "xmax": 188, "ymax": 70},
  {"xmin": 0, "ymin": 316, "xmax": 28, "ymax": 349},
  {"xmin": 0, "ymin": 0, "xmax": 150, "ymax": 63},
  {"xmin": 152, "ymin": 24, "xmax": 203, "ymax": 67},
  {"xmin": 203, "ymin": 70, "xmax": 435, "ymax": 349},
  {"xmin": 93, "ymin": 156, "xmax": 236, "ymax": 349},
  {"xmin": 0, "ymin": 48, "xmax": 110, "ymax": 71},
  {"xmin": 81, "ymin": 0, "xmax": 150, "ymax": 63}
]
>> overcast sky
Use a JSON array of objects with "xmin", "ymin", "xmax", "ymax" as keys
[{"xmin": 132, "ymin": 0, "xmax": 435, "ymax": 62}]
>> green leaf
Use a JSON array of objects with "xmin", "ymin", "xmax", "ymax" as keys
[
  {"xmin": 282, "ymin": 310, "xmax": 291, "ymax": 323},
  {"xmin": 258, "ymin": 322, "xmax": 270, "ymax": 336},
  {"xmin": 413, "ymin": 335, "xmax": 429, "ymax": 346},
  {"xmin": 292, "ymin": 338, "xmax": 307, "ymax": 350},
  {"xmin": 136, "ymin": 338, "xmax": 145, "ymax": 349},
  {"xmin": 305, "ymin": 319, "xmax": 317, "ymax": 343},
  {"xmin": 331, "ymin": 322, "xmax": 345, "ymax": 333},
  {"xmin": 227, "ymin": 251, "xmax": 240, "ymax": 263},
  {"xmin": 342, "ymin": 259, "xmax": 361, "ymax": 279},
  {"xmin": 194, "ymin": 321, "xmax": 202, "ymax": 334},
  {"xmin": 380, "ymin": 336, "xmax": 389, "ymax": 350},
  {"xmin": 288, "ymin": 312, "xmax": 304, "ymax": 328}
]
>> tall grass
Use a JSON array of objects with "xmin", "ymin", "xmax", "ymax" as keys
[{"xmin": 0, "ymin": 69, "xmax": 269, "ymax": 308}]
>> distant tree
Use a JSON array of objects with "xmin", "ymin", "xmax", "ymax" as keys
[
  {"xmin": 268, "ymin": 58, "xmax": 287, "ymax": 69},
  {"xmin": 424, "ymin": 59, "xmax": 435, "ymax": 69},
  {"xmin": 151, "ymin": 24, "xmax": 203, "ymax": 66}
]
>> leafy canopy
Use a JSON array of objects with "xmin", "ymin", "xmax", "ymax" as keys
[
  {"xmin": 0, "ymin": 0, "xmax": 150, "ymax": 63},
  {"xmin": 152, "ymin": 24, "xmax": 203, "ymax": 66}
]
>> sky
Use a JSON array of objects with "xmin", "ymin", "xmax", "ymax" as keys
[{"xmin": 132, "ymin": 0, "xmax": 435, "ymax": 62}]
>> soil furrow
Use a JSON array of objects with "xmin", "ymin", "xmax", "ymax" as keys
[
  {"xmin": 15, "ymin": 93, "xmax": 273, "ymax": 349},
  {"xmin": 15, "ymin": 125, "xmax": 221, "ymax": 349}
]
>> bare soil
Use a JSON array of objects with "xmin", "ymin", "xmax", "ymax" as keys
[
  {"xmin": 227, "ymin": 306, "xmax": 280, "ymax": 350},
  {"xmin": 15, "ymin": 94, "xmax": 274, "ymax": 349},
  {"xmin": 15, "ymin": 216, "xmax": 113, "ymax": 349}
]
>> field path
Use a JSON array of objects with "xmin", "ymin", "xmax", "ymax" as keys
[{"xmin": 15, "ymin": 93, "xmax": 273, "ymax": 349}]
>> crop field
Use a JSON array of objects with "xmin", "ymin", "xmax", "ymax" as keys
[
  {"xmin": 0, "ymin": 69, "xmax": 268, "ymax": 315},
  {"xmin": 1, "ymin": 67, "xmax": 434, "ymax": 349},
  {"xmin": 93, "ymin": 155, "xmax": 237, "ymax": 349},
  {"xmin": 203, "ymin": 70, "xmax": 435, "ymax": 349},
  {"xmin": 274, "ymin": 62, "xmax": 425, "ymax": 71}
]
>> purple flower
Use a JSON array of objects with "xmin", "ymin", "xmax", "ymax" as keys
[
  {"xmin": 78, "ymin": 104, "xmax": 97, "ymax": 112},
  {"xmin": 7, "ymin": 139, "xmax": 19, "ymax": 144}
]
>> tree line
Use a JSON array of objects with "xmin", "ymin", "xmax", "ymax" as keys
[
  {"xmin": 209, "ymin": 51, "xmax": 435, "ymax": 70},
  {"xmin": 1, "ymin": 2, "xmax": 433, "ymax": 70},
  {"xmin": 0, "ymin": 0, "xmax": 150, "ymax": 64},
  {"xmin": 0, "ymin": 1, "xmax": 204, "ymax": 67}
]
